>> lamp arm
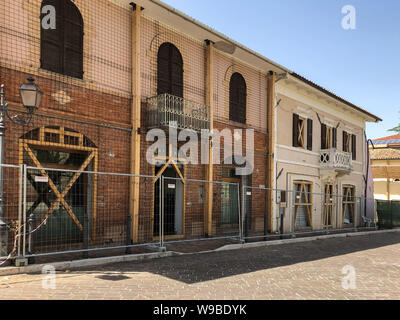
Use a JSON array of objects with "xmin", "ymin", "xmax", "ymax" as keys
[{"xmin": 3, "ymin": 103, "xmax": 34, "ymax": 126}]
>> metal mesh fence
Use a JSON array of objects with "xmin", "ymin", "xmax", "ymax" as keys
[
  {"xmin": 0, "ymin": 164, "xmax": 21, "ymax": 261},
  {"xmin": 243, "ymin": 185, "xmax": 373, "ymax": 241},
  {"xmin": 23, "ymin": 167, "xmax": 160, "ymax": 259},
  {"xmin": 0, "ymin": 162, "xmax": 379, "ymax": 266},
  {"xmin": 161, "ymin": 177, "xmax": 241, "ymax": 250},
  {"xmin": 376, "ymin": 200, "xmax": 400, "ymax": 229}
]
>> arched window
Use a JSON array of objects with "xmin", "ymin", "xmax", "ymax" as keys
[
  {"xmin": 40, "ymin": 0, "xmax": 84, "ymax": 79},
  {"xmin": 157, "ymin": 42, "xmax": 183, "ymax": 98},
  {"xmin": 229, "ymin": 73, "xmax": 247, "ymax": 124}
]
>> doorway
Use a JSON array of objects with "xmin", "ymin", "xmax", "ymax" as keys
[{"xmin": 154, "ymin": 165, "xmax": 184, "ymax": 237}]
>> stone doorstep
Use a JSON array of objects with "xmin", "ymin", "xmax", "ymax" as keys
[{"xmin": 0, "ymin": 229, "xmax": 399, "ymax": 276}]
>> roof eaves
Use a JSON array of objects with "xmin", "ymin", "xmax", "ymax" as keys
[{"xmin": 291, "ymin": 73, "xmax": 382, "ymax": 123}]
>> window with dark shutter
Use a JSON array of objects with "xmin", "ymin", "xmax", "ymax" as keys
[
  {"xmin": 321, "ymin": 124, "xmax": 327, "ymax": 150},
  {"xmin": 332, "ymin": 127, "xmax": 337, "ymax": 149},
  {"xmin": 157, "ymin": 42, "xmax": 183, "ymax": 98},
  {"xmin": 307, "ymin": 119, "xmax": 313, "ymax": 151},
  {"xmin": 351, "ymin": 134, "xmax": 357, "ymax": 160},
  {"xmin": 229, "ymin": 73, "xmax": 247, "ymax": 124},
  {"xmin": 343, "ymin": 131, "xmax": 348, "ymax": 152},
  {"xmin": 292, "ymin": 114, "xmax": 305, "ymax": 148},
  {"xmin": 40, "ymin": 0, "xmax": 84, "ymax": 79}
]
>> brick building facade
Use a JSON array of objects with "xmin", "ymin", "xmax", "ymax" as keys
[{"xmin": 0, "ymin": 0, "xmax": 380, "ymax": 256}]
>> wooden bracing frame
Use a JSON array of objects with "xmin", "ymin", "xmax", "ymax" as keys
[
  {"xmin": 19, "ymin": 127, "xmax": 98, "ymax": 234},
  {"xmin": 342, "ymin": 185, "xmax": 355, "ymax": 224},
  {"xmin": 325, "ymin": 127, "xmax": 332, "ymax": 149},
  {"xmin": 294, "ymin": 181, "xmax": 313, "ymax": 227},
  {"xmin": 323, "ymin": 183, "xmax": 334, "ymax": 226},
  {"xmin": 152, "ymin": 144, "xmax": 186, "ymax": 240},
  {"xmin": 297, "ymin": 118, "xmax": 305, "ymax": 148},
  {"xmin": 153, "ymin": 144, "xmax": 186, "ymax": 184}
]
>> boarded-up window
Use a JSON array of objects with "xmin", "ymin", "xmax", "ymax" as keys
[
  {"xmin": 343, "ymin": 185, "xmax": 355, "ymax": 224},
  {"xmin": 40, "ymin": 0, "xmax": 84, "ymax": 79},
  {"xmin": 293, "ymin": 114, "xmax": 307, "ymax": 149},
  {"xmin": 343, "ymin": 131, "xmax": 351, "ymax": 153},
  {"xmin": 322, "ymin": 124, "xmax": 335, "ymax": 150},
  {"xmin": 294, "ymin": 182, "xmax": 312, "ymax": 229},
  {"xmin": 157, "ymin": 42, "xmax": 184, "ymax": 98},
  {"xmin": 229, "ymin": 73, "xmax": 247, "ymax": 124}
]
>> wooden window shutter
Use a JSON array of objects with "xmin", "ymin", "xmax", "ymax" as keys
[
  {"xmin": 332, "ymin": 127, "xmax": 337, "ymax": 149},
  {"xmin": 352, "ymin": 134, "xmax": 357, "ymax": 160},
  {"xmin": 63, "ymin": 1, "xmax": 84, "ymax": 78},
  {"xmin": 229, "ymin": 73, "xmax": 247, "ymax": 124},
  {"xmin": 343, "ymin": 131, "xmax": 347, "ymax": 152},
  {"xmin": 157, "ymin": 43, "xmax": 183, "ymax": 98},
  {"xmin": 321, "ymin": 124, "xmax": 327, "ymax": 149},
  {"xmin": 40, "ymin": 0, "xmax": 63, "ymax": 74},
  {"xmin": 157, "ymin": 43, "xmax": 171, "ymax": 95},
  {"xmin": 292, "ymin": 113, "xmax": 299, "ymax": 147},
  {"xmin": 307, "ymin": 119, "xmax": 313, "ymax": 151},
  {"xmin": 40, "ymin": 0, "xmax": 84, "ymax": 79}
]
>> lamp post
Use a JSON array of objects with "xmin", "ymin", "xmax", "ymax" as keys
[{"xmin": 0, "ymin": 77, "xmax": 42, "ymax": 258}]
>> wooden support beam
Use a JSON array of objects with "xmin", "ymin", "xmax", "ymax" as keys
[
  {"xmin": 266, "ymin": 71, "xmax": 276, "ymax": 232},
  {"xmin": 130, "ymin": 4, "xmax": 142, "ymax": 243},
  {"xmin": 204, "ymin": 40, "xmax": 214, "ymax": 237},
  {"xmin": 385, "ymin": 166, "xmax": 390, "ymax": 201}
]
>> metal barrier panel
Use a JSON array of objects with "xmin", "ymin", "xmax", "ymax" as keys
[
  {"xmin": 376, "ymin": 200, "xmax": 392, "ymax": 229},
  {"xmin": 242, "ymin": 186, "xmax": 269, "ymax": 240},
  {"xmin": 391, "ymin": 201, "xmax": 400, "ymax": 228},
  {"xmin": 242, "ymin": 185, "xmax": 372, "ymax": 241},
  {"xmin": 161, "ymin": 177, "xmax": 241, "ymax": 250},
  {"xmin": 22, "ymin": 166, "xmax": 160, "ymax": 259},
  {"xmin": 0, "ymin": 164, "xmax": 22, "ymax": 263},
  {"xmin": 376, "ymin": 200, "xmax": 400, "ymax": 229}
]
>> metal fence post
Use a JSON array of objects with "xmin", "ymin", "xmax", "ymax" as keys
[
  {"xmin": 160, "ymin": 175, "xmax": 165, "ymax": 250},
  {"xmin": 27, "ymin": 213, "xmax": 35, "ymax": 264},
  {"xmin": 82, "ymin": 210, "xmax": 89, "ymax": 259},
  {"xmin": 17, "ymin": 164, "xmax": 23, "ymax": 258},
  {"xmin": 239, "ymin": 182, "xmax": 244, "ymax": 244},
  {"xmin": 125, "ymin": 212, "xmax": 132, "ymax": 254},
  {"xmin": 22, "ymin": 164, "xmax": 27, "ymax": 260}
]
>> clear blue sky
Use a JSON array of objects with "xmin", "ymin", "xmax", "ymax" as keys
[{"xmin": 162, "ymin": 0, "xmax": 400, "ymax": 140}]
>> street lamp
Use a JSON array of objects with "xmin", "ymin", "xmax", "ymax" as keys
[{"xmin": 0, "ymin": 77, "xmax": 42, "ymax": 259}]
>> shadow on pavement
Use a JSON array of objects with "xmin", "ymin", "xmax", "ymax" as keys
[{"xmin": 75, "ymin": 232, "xmax": 400, "ymax": 284}]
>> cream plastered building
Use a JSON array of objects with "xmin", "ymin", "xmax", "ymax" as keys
[
  {"xmin": 370, "ymin": 135, "xmax": 400, "ymax": 201},
  {"xmin": 275, "ymin": 73, "xmax": 380, "ymax": 233}
]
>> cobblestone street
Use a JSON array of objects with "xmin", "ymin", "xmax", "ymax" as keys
[{"xmin": 1, "ymin": 232, "xmax": 400, "ymax": 300}]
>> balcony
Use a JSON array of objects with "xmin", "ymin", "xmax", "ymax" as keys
[
  {"xmin": 320, "ymin": 149, "xmax": 353, "ymax": 175},
  {"xmin": 147, "ymin": 93, "xmax": 210, "ymax": 133}
]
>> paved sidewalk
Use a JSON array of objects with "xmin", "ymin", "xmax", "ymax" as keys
[{"xmin": 0, "ymin": 232, "xmax": 399, "ymax": 300}]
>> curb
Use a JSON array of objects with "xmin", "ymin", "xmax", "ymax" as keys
[
  {"xmin": 215, "ymin": 228, "xmax": 400, "ymax": 252},
  {"xmin": 0, "ymin": 251, "xmax": 176, "ymax": 276}
]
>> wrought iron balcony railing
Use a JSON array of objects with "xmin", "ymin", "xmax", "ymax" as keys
[
  {"xmin": 320, "ymin": 149, "xmax": 353, "ymax": 172},
  {"xmin": 146, "ymin": 93, "xmax": 210, "ymax": 132}
]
